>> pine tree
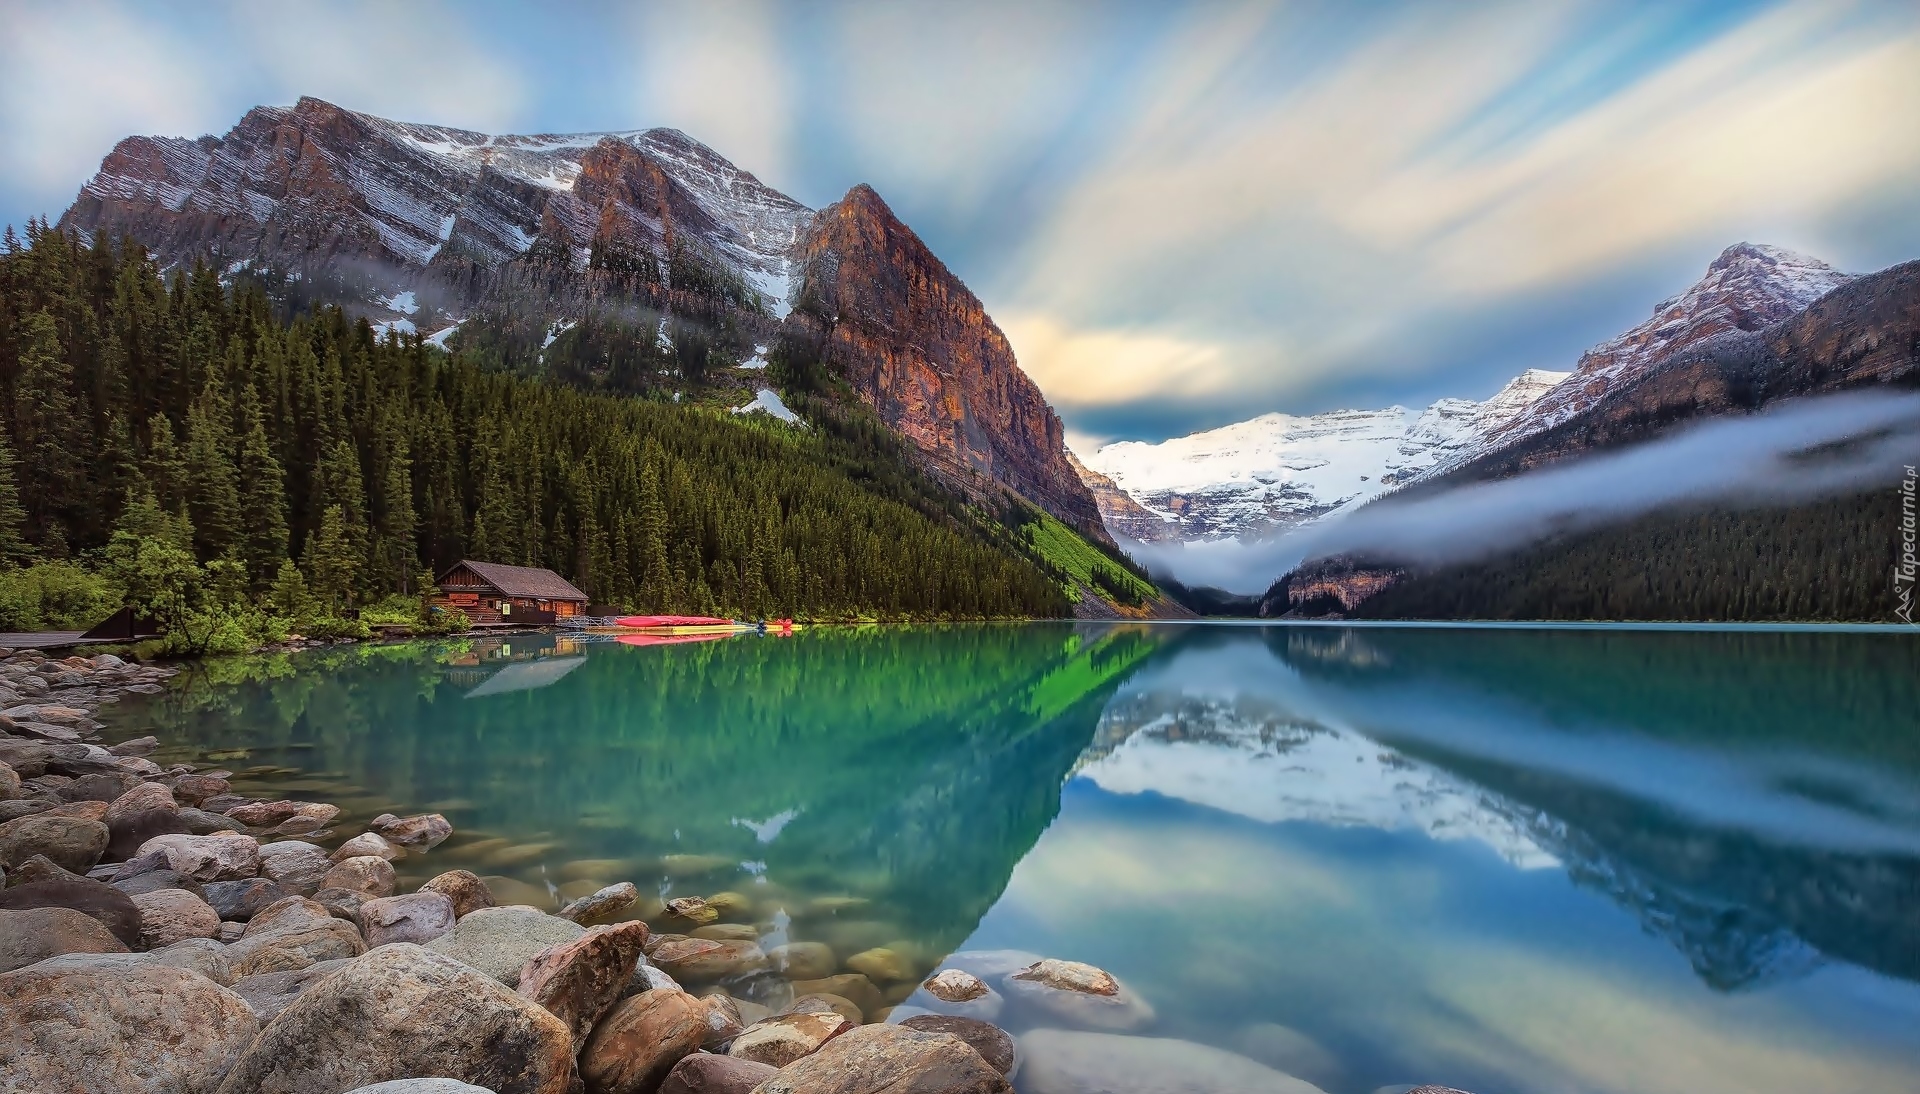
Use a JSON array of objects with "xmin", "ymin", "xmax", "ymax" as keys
[
  {"xmin": 304, "ymin": 503, "xmax": 359, "ymax": 613},
  {"xmin": 235, "ymin": 386, "xmax": 289, "ymax": 587},
  {"xmin": 13, "ymin": 311, "xmax": 82, "ymax": 551},
  {"xmin": 0, "ymin": 431, "xmax": 32, "ymax": 565},
  {"xmin": 184, "ymin": 383, "xmax": 242, "ymax": 560}
]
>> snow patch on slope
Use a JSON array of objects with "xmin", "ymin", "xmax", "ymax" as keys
[{"xmin": 732, "ymin": 388, "xmax": 801, "ymax": 425}]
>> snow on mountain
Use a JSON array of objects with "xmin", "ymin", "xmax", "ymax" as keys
[
  {"xmin": 1442, "ymin": 243, "xmax": 1853, "ymax": 472},
  {"xmin": 1079, "ymin": 368, "xmax": 1568, "ymax": 541}
]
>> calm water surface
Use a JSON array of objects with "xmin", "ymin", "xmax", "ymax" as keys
[{"xmin": 102, "ymin": 624, "xmax": 1920, "ymax": 1094}]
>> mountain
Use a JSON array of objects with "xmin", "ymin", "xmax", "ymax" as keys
[
  {"xmin": 58, "ymin": 97, "xmax": 1108, "ymax": 546},
  {"xmin": 784, "ymin": 185, "xmax": 1111, "ymax": 544},
  {"xmin": 1075, "ymin": 368, "xmax": 1568, "ymax": 541}
]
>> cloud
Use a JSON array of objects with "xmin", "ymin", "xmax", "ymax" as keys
[
  {"xmin": 632, "ymin": 0, "xmax": 795, "ymax": 190},
  {"xmin": 1127, "ymin": 390, "xmax": 1920, "ymax": 593}
]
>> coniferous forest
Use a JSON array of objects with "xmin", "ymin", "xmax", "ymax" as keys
[{"xmin": 0, "ymin": 222, "xmax": 1071, "ymax": 641}]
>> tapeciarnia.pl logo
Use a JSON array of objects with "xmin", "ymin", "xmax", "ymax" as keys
[{"xmin": 1897, "ymin": 465, "xmax": 1917, "ymax": 624}]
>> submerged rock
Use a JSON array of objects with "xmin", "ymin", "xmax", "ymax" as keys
[
  {"xmin": 1016, "ymin": 1030, "xmax": 1328, "ymax": 1094},
  {"xmin": 370, "ymin": 811, "xmax": 453, "ymax": 850},
  {"xmin": 578, "ymin": 987, "xmax": 708, "ymax": 1094},
  {"xmin": 846, "ymin": 946, "xmax": 917, "ymax": 983},
  {"xmin": 0, "ymin": 961, "xmax": 257, "ymax": 1094},
  {"xmin": 558, "ymin": 881, "xmax": 637, "ymax": 925},
  {"xmin": 788, "ymin": 973, "xmax": 883, "ymax": 1018},
  {"xmin": 1003, "ymin": 959, "xmax": 1153, "ymax": 1032},
  {"xmin": 750, "ymin": 1022, "xmax": 1012, "ymax": 1094},
  {"xmin": 212, "ymin": 944, "xmax": 575, "ymax": 1094},
  {"xmin": 767, "ymin": 940, "xmax": 837, "ymax": 980}
]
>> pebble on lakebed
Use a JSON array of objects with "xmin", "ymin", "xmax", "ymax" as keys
[{"xmin": 0, "ymin": 646, "xmax": 1471, "ymax": 1094}]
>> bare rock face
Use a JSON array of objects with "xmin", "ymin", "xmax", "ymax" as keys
[
  {"xmin": 131, "ymin": 887, "xmax": 223, "ymax": 948},
  {"xmin": 749, "ymin": 1022, "xmax": 1013, "ymax": 1094},
  {"xmin": 370, "ymin": 811, "xmax": 453, "ymax": 850},
  {"xmin": 658, "ymin": 1052, "xmax": 778, "ymax": 1094},
  {"xmin": 0, "ymin": 875, "xmax": 143, "ymax": 947},
  {"xmin": 726, "ymin": 1010, "xmax": 851, "ymax": 1069},
  {"xmin": 358, "ymin": 891, "xmax": 457, "ymax": 946},
  {"xmin": 514, "ymin": 920, "xmax": 650, "ymax": 1043},
  {"xmin": 0, "ymin": 905, "xmax": 128, "ymax": 972},
  {"xmin": 1066, "ymin": 449, "xmax": 1176, "ymax": 543},
  {"xmin": 422, "ymin": 868, "xmax": 497, "ymax": 917},
  {"xmin": 212, "ymin": 944, "xmax": 576, "ymax": 1094},
  {"xmin": 0, "ymin": 961, "xmax": 258, "ymax": 1094},
  {"xmin": 787, "ymin": 185, "xmax": 1110, "ymax": 545},
  {"xmin": 578, "ymin": 987, "xmax": 709, "ymax": 1094}
]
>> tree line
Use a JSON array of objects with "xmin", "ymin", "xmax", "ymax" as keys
[{"xmin": 0, "ymin": 221, "xmax": 1070, "ymax": 637}]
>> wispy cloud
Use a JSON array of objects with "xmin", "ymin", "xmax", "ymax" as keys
[{"xmin": 632, "ymin": 0, "xmax": 795, "ymax": 188}]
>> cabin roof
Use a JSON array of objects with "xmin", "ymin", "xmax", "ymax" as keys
[{"xmin": 444, "ymin": 560, "xmax": 590, "ymax": 602}]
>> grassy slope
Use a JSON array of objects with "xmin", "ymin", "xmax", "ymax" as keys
[{"xmin": 1023, "ymin": 511, "xmax": 1161, "ymax": 606}]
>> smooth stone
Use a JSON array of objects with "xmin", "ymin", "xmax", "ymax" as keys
[
  {"xmin": 691, "ymin": 924, "xmax": 760, "ymax": 943},
  {"xmin": 629, "ymin": 960, "xmax": 684, "ymax": 997},
  {"xmin": 0, "ymin": 961, "xmax": 259, "ymax": 1094},
  {"xmin": 846, "ymin": 946, "xmax": 916, "ymax": 983},
  {"xmin": 923, "ymin": 969, "xmax": 990, "ymax": 1003},
  {"xmin": 37, "ymin": 800, "xmax": 113, "ymax": 822},
  {"xmin": 4, "ymin": 852, "xmax": 84, "ymax": 885},
  {"xmin": 579, "ymin": 988, "xmax": 708, "ymax": 1094},
  {"xmin": 0, "ymin": 758, "xmax": 20, "ymax": 799},
  {"xmin": 665, "ymin": 895, "xmax": 718, "ymax": 925},
  {"xmin": 126, "ymin": 831, "xmax": 261, "ymax": 882},
  {"xmin": 224, "ymin": 799, "xmax": 305, "ymax": 826},
  {"xmin": 257, "ymin": 840, "xmax": 332, "ymax": 894},
  {"xmin": 750, "ymin": 1022, "xmax": 1011, "ymax": 1094},
  {"xmin": 23, "ymin": 936, "xmax": 236, "ymax": 986},
  {"xmin": 230, "ymin": 957, "xmax": 354, "ymax": 1023},
  {"xmin": 333, "ymin": 830, "xmax": 404, "ymax": 861},
  {"xmin": 1232, "ymin": 1022, "xmax": 1341, "ymax": 1085},
  {"xmin": 178, "ymin": 807, "xmax": 250, "ymax": 834},
  {"xmin": 0, "ymin": 905, "xmax": 128, "ymax": 971},
  {"xmin": 345, "ymin": 1074, "xmax": 499, "ymax": 1082},
  {"xmin": 321, "ymin": 854, "xmax": 397, "ymax": 897},
  {"xmin": 726, "ymin": 1011, "xmax": 851, "ymax": 1069},
  {"xmin": 658, "ymin": 1053, "xmax": 778, "ymax": 1094},
  {"xmin": 204, "ymin": 877, "xmax": 288, "ymax": 920},
  {"xmin": 663, "ymin": 938, "xmax": 767, "ymax": 982},
  {"xmin": 0, "ymin": 813, "xmax": 109, "ymax": 873},
  {"xmin": 0, "ymin": 874, "xmax": 143, "ymax": 948},
  {"xmin": 227, "ymin": 896, "xmax": 367, "ymax": 978},
  {"xmin": 130, "ymin": 887, "xmax": 222, "ymax": 947},
  {"xmin": 106, "ymin": 736, "xmax": 160, "ymax": 757},
  {"xmin": 57, "ymin": 770, "xmax": 142, "ymax": 803},
  {"xmin": 103, "ymin": 780, "xmax": 177, "ymax": 825},
  {"xmin": 789, "ymin": 973, "xmax": 883, "ymax": 1018},
  {"xmin": 370, "ymin": 811, "xmax": 453, "ymax": 849},
  {"xmin": 899, "ymin": 1015, "xmax": 1017, "ymax": 1078},
  {"xmin": 0, "ymin": 798, "xmax": 51, "ymax": 822},
  {"xmin": 268, "ymin": 802, "xmax": 341, "ymax": 834},
  {"xmin": 704, "ymin": 892, "xmax": 752, "ymax": 920},
  {"xmin": 360, "ymin": 890, "xmax": 458, "ymax": 946},
  {"xmin": 514, "ymin": 919, "xmax": 649, "ymax": 1043},
  {"xmin": 106, "ymin": 806, "xmax": 195, "ymax": 861},
  {"xmin": 211, "ymin": 944, "xmax": 575, "ymax": 1094},
  {"xmin": 702, "ymin": 991, "xmax": 747, "ymax": 1049},
  {"xmin": 1002, "ymin": 960, "xmax": 1153, "ymax": 1032},
  {"xmin": 425, "ymin": 904, "xmax": 586, "ymax": 986},
  {"xmin": 1016, "ymin": 1030, "xmax": 1328, "ymax": 1094},
  {"xmin": 171, "ymin": 772, "xmax": 230, "ymax": 805},
  {"xmin": 558, "ymin": 880, "xmax": 638, "ymax": 925},
  {"xmin": 113, "ymin": 867, "xmax": 206, "ymax": 900},
  {"xmin": 422, "ymin": 868, "xmax": 497, "ymax": 917},
  {"xmin": 786, "ymin": 992, "xmax": 863, "ymax": 1025},
  {"xmin": 767, "ymin": 941, "xmax": 837, "ymax": 980},
  {"xmin": 312, "ymin": 886, "xmax": 369, "ymax": 922}
]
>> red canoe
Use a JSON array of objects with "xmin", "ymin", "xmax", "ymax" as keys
[{"xmin": 614, "ymin": 615, "xmax": 737, "ymax": 628}]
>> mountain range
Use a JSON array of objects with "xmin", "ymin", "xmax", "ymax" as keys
[
  {"xmin": 59, "ymin": 97, "xmax": 1112, "ymax": 550},
  {"xmin": 1074, "ymin": 243, "xmax": 1866, "ymax": 546}
]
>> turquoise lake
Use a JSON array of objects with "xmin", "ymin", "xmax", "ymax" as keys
[{"xmin": 101, "ymin": 623, "xmax": 1920, "ymax": 1093}]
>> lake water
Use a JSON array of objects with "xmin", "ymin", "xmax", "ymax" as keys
[{"xmin": 102, "ymin": 623, "xmax": 1920, "ymax": 1094}]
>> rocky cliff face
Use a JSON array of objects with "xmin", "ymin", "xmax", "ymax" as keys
[
  {"xmin": 789, "ymin": 185, "xmax": 1111, "ymax": 544},
  {"xmin": 1066, "ymin": 450, "xmax": 1176, "ymax": 542}
]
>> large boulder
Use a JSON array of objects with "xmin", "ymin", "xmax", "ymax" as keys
[
  {"xmin": 359, "ymin": 891, "xmax": 457, "ymax": 946},
  {"xmin": 57, "ymin": 770, "xmax": 143, "ymax": 803},
  {"xmin": 0, "ymin": 813, "xmax": 109, "ymax": 873},
  {"xmin": 258, "ymin": 840, "xmax": 332, "ymax": 894},
  {"xmin": 332, "ymin": 831, "xmax": 404, "ymax": 862},
  {"xmin": 114, "ymin": 867, "xmax": 207, "ymax": 899},
  {"xmin": 131, "ymin": 887, "xmax": 223, "ymax": 947},
  {"xmin": 0, "ymin": 961, "xmax": 258, "ymax": 1093},
  {"xmin": 0, "ymin": 758, "xmax": 20, "ymax": 799},
  {"xmin": 427, "ymin": 905, "xmax": 586, "ymax": 986},
  {"xmin": 658, "ymin": 1053, "xmax": 778, "ymax": 1094},
  {"xmin": 179, "ymin": 807, "xmax": 250, "ymax": 835},
  {"xmin": 227, "ymin": 896, "xmax": 367, "ymax": 978},
  {"xmin": 1001, "ymin": 960, "xmax": 1153, "ymax": 1032},
  {"xmin": 749, "ymin": 1022, "xmax": 1012, "ymax": 1094},
  {"xmin": 230, "ymin": 957, "xmax": 353, "ymax": 1023},
  {"xmin": 370, "ymin": 811, "xmax": 453, "ymax": 849},
  {"xmin": 726, "ymin": 1011, "xmax": 851, "ymax": 1069},
  {"xmin": 898, "ymin": 1015, "xmax": 1016, "ymax": 1078},
  {"xmin": 205, "ymin": 876, "xmax": 288, "ymax": 920},
  {"xmin": 421, "ymin": 869, "xmax": 496, "ymax": 917},
  {"xmin": 224, "ymin": 799, "xmax": 305, "ymax": 826},
  {"xmin": 321, "ymin": 854, "xmax": 396, "ymax": 897},
  {"xmin": 558, "ymin": 881, "xmax": 638, "ymax": 925},
  {"xmin": 1015, "ymin": 1031, "xmax": 1328, "ymax": 1094},
  {"xmin": 107, "ymin": 806, "xmax": 196, "ymax": 861},
  {"xmin": 23, "ymin": 937, "xmax": 237, "ymax": 986},
  {"xmin": 344, "ymin": 1082, "xmax": 499, "ymax": 1094},
  {"xmin": 578, "ymin": 988, "xmax": 708, "ymax": 1094},
  {"xmin": 515, "ymin": 920, "xmax": 649, "ymax": 1043},
  {"xmin": 212, "ymin": 944, "xmax": 577, "ymax": 1094},
  {"xmin": 845, "ymin": 947, "xmax": 916, "ymax": 984},
  {"xmin": 124, "ymin": 831, "xmax": 261, "ymax": 883},
  {"xmin": 0, "ymin": 905, "xmax": 127, "ymax": 972},
  {"xmin": 660, "ymin": 938, "xmax": 766, "ymax": 982},
  {"xmin": 0, "ymin": 875, "xmax": 142, "ymax": 947},
  {"xmin": 104, "ymin": 780, "xmax": 177, "ymax": 825}
]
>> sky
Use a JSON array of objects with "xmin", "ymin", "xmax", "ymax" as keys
[{"xmin": 3, "ymin": 0, "xmax": 1918, "ymax": 447}]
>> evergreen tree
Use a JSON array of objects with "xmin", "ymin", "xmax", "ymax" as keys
[
  {"xmin": 13, "ymin": 311, "xmax": 82, "ymax": 551},
  {"xmin": 184, "ymin": 382, "xmax": 242, "ymax": 559},
  {"xmin": 235, "ymin": 386, "xmax": 289, "ymax": 587},
  {"xmin": 0, "ymin": 431, "xmax": 31, "ymax": 565},
  {"xmin": 304, "ymin": 503, "xmax": 359, "ymax": 613}
]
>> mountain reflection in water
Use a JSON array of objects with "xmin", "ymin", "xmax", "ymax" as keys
[{"xmin": 109, "ymin": 624, "xmax": 1920, "ymax": 1094}]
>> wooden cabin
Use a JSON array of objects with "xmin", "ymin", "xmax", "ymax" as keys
[{"xmin": 434, "ymin": 561, "xmax": 590, "ymax": 625}]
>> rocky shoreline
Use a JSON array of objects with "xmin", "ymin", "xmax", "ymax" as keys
[{"xmin": 0, "ymin": 646, "xmax": 1472, "ymax": 1094}]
